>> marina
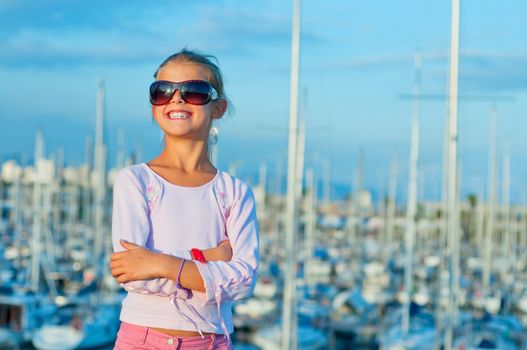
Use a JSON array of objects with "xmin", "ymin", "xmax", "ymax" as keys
[
  {"xmin": 2, "ymin": 0, "xmax": 527, "ymax": 349},
  {"xmin": 2, "ymin": 141, "xmax": 527, "ymax": 349}
]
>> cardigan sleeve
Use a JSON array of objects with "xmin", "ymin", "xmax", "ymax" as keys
[
  {"xmin": 193, "ymin": 182, "xmax": 259, "ymax": 306},
  {"xmin": 111, "ymin": 168, "xmax": 151, "ymax": 252},
  {"xmin": 111, "ymin": 168, "xmax": 191, "ymax": 296}
]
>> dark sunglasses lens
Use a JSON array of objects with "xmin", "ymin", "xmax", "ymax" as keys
[
  {"xmin": 181, "ymin": 81, "xmax": 211, "ymax": 105},
  {"xmin": 150, "ymin": 82, "xmax": 174, "ymax": 105}
]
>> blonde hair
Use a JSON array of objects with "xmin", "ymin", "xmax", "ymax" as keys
[{"xmin": 154, "ymin": 48, "xmax": 232, "ymax": 112}]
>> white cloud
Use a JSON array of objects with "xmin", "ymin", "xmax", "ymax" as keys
[{"xmin": 0, "ymin": 0, "xmax": 326, "ymax": 68}]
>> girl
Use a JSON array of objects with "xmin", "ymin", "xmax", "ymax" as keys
[{"xmin": 109, "ymin": 49, "xmax": 259, "ymax": 349}]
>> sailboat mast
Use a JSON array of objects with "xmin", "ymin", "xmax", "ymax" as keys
[
  {"xmin": 117, "ymin": 128, "xmax": 126, "ymax": 169},
  {"xmin": 323, "ymin": 159, "xmax": 331, "ymax": 204},
  {"xmin": 355, "ymin": 150, "xmax": 365, "ymax": 209},
  {"xmin": 281, "ymin": 0, "xmax": 301, "ymax": 348},
  {"xmin": 31, "ymin": 129, "xmax": 44, "ymax": 292},
  {"xmin": 305, "ymin": 168, "xmax": 315, "ymax": 287},
  {"xmin": 402, "ymin": 52, "xmax": 421, "ymax": 334},
  {"xmin": 296, "ymin": 118, "xmax": 305, "ymax": 201},
  {"xmin": 483, "ymin": 107, "xmax": 497, "ymax": 294},
  {"xmin": 385, "ymin": 150, "xmax": 397, "ymax": 261},
  {"xmin": 93, "ymin": 79, "xmax": 107, "ymax": 283},
  {"xmin": 444, "ymin": 0, "xmax": 460, "ymax": 348},
  {"xmin": 259, "ymin": 164, "xmax": 267, "ymax": 214},
  {"xmin": 502, "ymin": 137, "xmax": 511, "ymax": 276}
]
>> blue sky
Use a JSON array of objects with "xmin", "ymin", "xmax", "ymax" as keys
[{"xmin": 1, "ymin": 0, "xmax": 526, "ymax": 203}]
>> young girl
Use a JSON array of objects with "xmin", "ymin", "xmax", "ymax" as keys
[{"xmin": 109, "ymin": 49, "xmax": 259, "ymax": 349}]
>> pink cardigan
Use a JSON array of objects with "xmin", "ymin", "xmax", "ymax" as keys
[{"xmin": 111, "ymin": 163, "xmax": 259, "ymax": 337}]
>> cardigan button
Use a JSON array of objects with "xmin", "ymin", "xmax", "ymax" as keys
[{"xmin": 167, "ymin": 338, "xmax": 174, "ymax": 345}]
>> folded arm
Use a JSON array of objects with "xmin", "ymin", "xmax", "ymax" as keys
[
  {"xmin": 110, "ymin": 240, "xmax": 232, "ymax": 294},
  {"xmin": 192, "ymin": 183, "xmax": 259, "ymax": 306}
]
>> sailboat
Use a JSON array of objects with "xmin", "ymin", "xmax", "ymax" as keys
[
  {"xmin": 0, "ymin": 131, "xmax": 60, "ymax": 349},
  {"xmin": 379, "ymin": 48, "xmax": 441, "ymax": 349},
  {"xmin": 31, "ymin": 79, "xmax": 121, "ymax": 350}
]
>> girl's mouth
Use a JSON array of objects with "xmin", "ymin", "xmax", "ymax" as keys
[{"xmin": 167, "ymin": 111, "xmax": 191, "ymax": 120}]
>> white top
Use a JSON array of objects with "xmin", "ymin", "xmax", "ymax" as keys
[{"xmin": 111, "ymin": 163, "xmax": 259, "ymax": 335}]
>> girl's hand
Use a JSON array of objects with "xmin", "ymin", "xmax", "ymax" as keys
[
  {"xmin": 110, "ymin": 240, "xmax": 165, "ymax": 283},
  {"xmin": 202, "ymin": 240, "xmax": 232, "ymax": 262}
]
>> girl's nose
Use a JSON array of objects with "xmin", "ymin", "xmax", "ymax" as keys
[{"xmin": 170, "ymin": 89, "xmax": 185, "ymax": 104}]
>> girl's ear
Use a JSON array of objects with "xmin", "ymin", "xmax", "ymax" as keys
[{"xmin": 211, "ymin": 99, "xmax": 227, "ymax": 120}]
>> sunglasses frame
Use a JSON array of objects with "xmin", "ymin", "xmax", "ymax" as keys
[{"xmin": 149, "ymin": 80, "xmax": 219, "ymax": 106}]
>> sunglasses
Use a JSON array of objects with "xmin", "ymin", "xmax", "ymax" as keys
[{"xmin": 149, "ymin": 80, "xmax": 219, "ymax": 106}]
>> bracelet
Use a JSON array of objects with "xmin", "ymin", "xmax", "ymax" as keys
[{"xmin": 176, "ymin": 258, "xmax": 186, "ymax": 289}]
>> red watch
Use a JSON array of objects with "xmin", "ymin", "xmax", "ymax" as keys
[{"xmin": 190, "ymin": 248, "xmax": 207, "ymax": 263}]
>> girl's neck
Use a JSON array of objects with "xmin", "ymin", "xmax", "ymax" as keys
[{"xmin": 155, "ymin": 137, "xmax": 214, "ymax": 174}]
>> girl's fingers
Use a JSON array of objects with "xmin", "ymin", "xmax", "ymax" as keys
[
  {"xmin": 120, "ymin": 240, "xmax": 141, "ymax": 250},
  {"xmin": 110, "ymin": 251, "xmax": 127, "ymax": 261},
  {"xmin": 218, "ymin": 239, "xmax": 231, "ymax": 248},
  {"xmin": 110, "ymin": 267, "xmax": 125, "ymax": 277},
  {"xmin": 109, "ymin": 260, "xmax": 123, "ymax": 270},
  {"xmin": 116, "ymin": 274, "xmax": 130, "ymax": 283}
]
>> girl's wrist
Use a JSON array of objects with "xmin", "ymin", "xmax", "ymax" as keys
[
  {"xmin": 201, "ymin": 249, "xmax": 214, "ymax": 262},
  {"xmin": 156, "ymin": 253, "xmax": 179, "ymax": 280}
]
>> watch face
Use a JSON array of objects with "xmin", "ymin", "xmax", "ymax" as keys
[{"xmin": 191, "ymin": 248, "xmax": 206, "ymax": 263}]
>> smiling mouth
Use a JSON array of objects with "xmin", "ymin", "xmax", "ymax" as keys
[{"xmin": 167, "ymin": 111, "xmax": 191, "ymax": 120}]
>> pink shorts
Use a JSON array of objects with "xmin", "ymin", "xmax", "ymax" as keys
[{"xmin": 114, "ymin": 322, "xmax": 231, "ymax": 350}]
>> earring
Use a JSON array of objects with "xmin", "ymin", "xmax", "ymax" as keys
[{"xmin": 209, "ymin": 126, "xmax": 219, "ymax": 145}]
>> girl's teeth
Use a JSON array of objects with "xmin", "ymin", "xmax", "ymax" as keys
[{"xmin": 168, "ymin": 112, "xmax": 190, "ymax": 119}]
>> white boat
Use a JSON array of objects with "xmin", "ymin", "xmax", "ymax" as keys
[
  {"xmin": 32, "ymin": 325, "xmax": 83, "ymax": 350},
  {"xmin": 233, "ymin": 298, "xmax": 278, "ymax": 328},
  {"xmin": 251, "ymin": 324, "xmax": 328, "ymax": 350},
  {"xmin": 253, "ymin": 279, "xmax": 278, "ymax": 299},
  {"xmin": 31, "ymin": 301, "xmax": 120, "ymax": 350}
]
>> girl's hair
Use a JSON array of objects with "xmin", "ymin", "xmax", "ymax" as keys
[
  {"xmin": 154, "ymin": 49, "xmax": 232, "ymax": 162},
  {"xmin": 153, "ymin": 48, "xmax": 232, "ymax": 112}
]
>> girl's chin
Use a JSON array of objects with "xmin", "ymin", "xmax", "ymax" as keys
[{"xmin": 161, "ymin": 130, "xmax": 208, "ymax": 140}]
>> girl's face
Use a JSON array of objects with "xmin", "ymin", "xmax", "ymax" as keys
[{"xmin": 152, "ymin": 61, "xmax": 225, "ymax": 142}]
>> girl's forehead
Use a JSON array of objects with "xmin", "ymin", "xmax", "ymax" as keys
[{"xmin": 157, "ymin": 61, "xmax": 211, "ymax": 82}]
